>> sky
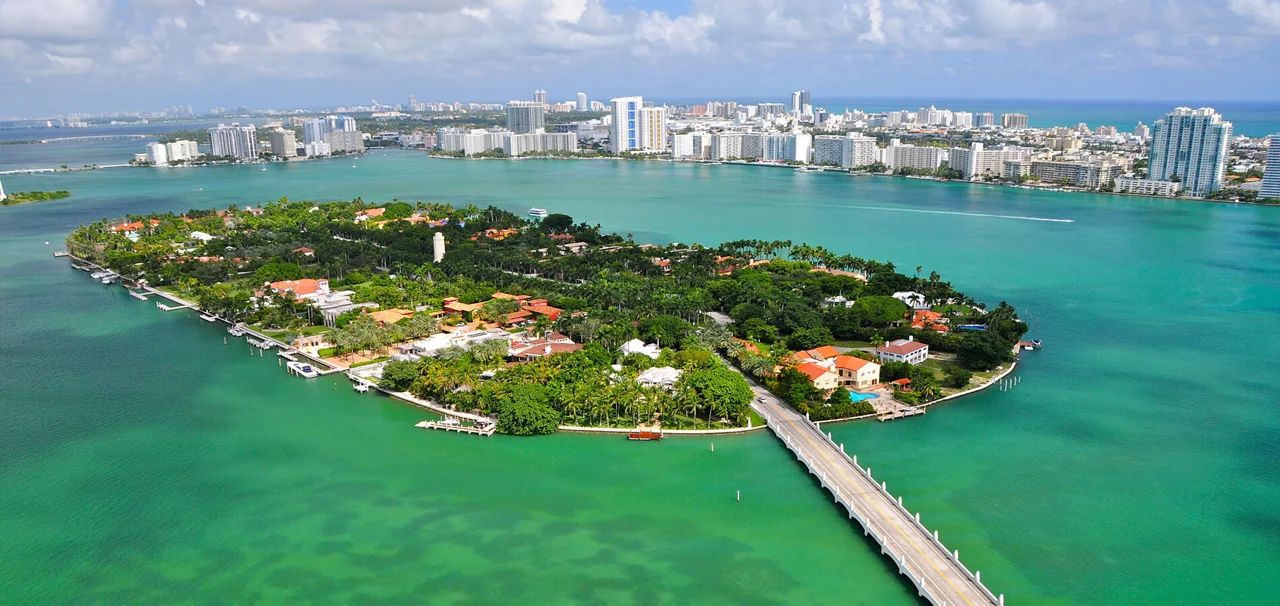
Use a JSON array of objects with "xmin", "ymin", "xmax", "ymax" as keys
[{"xmin": 1, "ymin": 0, "xmax": 1279, "ymax": 117}]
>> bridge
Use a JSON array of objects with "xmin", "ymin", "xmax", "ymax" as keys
[{"xmin": 749, "ymin": 381, "xmax": 1003, "ymax": 605}]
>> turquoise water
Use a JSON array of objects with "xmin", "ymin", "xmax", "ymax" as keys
[
  {"xmin": 849, "ymin": 392, "xmax": 877, "ymax": 403},
  {"xmin": 2, "ymin": 151, "xmax": 1279, "ymax": 603}
]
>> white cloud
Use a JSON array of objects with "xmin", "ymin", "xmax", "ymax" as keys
[{"xmin": 1228, "ymin": 0, "xmax": 1280, "ymax": 27}]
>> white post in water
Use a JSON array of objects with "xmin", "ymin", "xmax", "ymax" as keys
[{"xmin": 736, "ymin": 490, "xmax": 740, "ymax": 502}]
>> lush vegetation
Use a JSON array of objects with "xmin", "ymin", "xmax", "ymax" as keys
[
  {"xmin": 3, "ymin": 190, "xmax": 71, "ymax": 206},
  {"xmin": 67, "ymin": 199, "xmax": 1026, "ymax": 433}
]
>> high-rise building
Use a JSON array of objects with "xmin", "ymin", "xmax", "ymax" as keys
[
  {"xmin": 146, "ymin": 141, "xmax": 168, "ymax": 164},
  {"xmin": 1148, "ymin": 107, "xmax": 1232, "ymax": 196},
  {"xmin": 506, "ymin": 101, "xmax": 546, "ymax": 134},
  {"xmin": 610, "ymin": 97, "xmax": 666, "ymax": 153},
  {"xmin": 791, "ymin": 89, "xmax": 811, "ymax": 114},
  {"xmin": 165, "ymin": 140, "xmax": 199, "ymax": 162},
  {"xmin": 1260, "ymin": 134, "xmax": 1280, "ymax": 199},
  {"xmin": 207, "ymin": 123, "xmax": 258, "ymax": 160},
  {"xmin": 534, "ymin": 89, "xmax": 548, "ymax": 105},
  {"xmin": 812, "ymin": 133, "xmax": 876, "ymax": 169},
  {"xmin": 1134, "ymin": 121, "xmax": 1150, "ymax": 139},
  {"xmin": 268, "ymin": 128, "xmax": 298, "ymax": 158},
  {"xmin": 975, "ymin": 112, "xmax": 996, "ymax": 127},
  {"xmin": 1001, "ymin": 113, "xmax": 1029, "ymax": 129},
  {"xmin": 576, "ymin": 92, "xmax": 587, "ymax": 112}
]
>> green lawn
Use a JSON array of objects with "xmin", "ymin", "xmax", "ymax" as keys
[{"xmin": 833, "ymin": 339, "xmax": 874, "ymax": 349}]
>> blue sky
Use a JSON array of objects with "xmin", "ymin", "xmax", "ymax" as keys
[{"xmin": 1, "ymin": 0, "xmax": 1278, "ymax": 117}]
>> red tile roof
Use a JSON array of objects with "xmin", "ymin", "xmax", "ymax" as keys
[
  {"xmin": 795, "ymin": 362, "xmax": 832, "ymax": 381},
  {"xmin": 879, "ymin": 340, "xmax": 929, "ymax": 355},
  {"xmin": 834, "ymin": 355, "xmax": 874, "ymax": 371}
]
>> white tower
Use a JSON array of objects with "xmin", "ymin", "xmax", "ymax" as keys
[{"xmin": 432, "ymin": 232, "xmax": 445, "ymax": 263}]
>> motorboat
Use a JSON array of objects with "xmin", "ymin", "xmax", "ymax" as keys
[
  {"xmin": 527, "ymin": 208, "xmax": 549, "ymax": 218},
  {"xmin": 199, "ymin": 313, "xmax": 217, "ymax": 322},
  {"xmin": 286, "ymin": 361, "xmax": 319, "ymax": 378}
]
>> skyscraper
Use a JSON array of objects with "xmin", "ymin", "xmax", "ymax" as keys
[
  {"xmin": 534, "ymin": 89, "xmax": 548, "ymax": 105},
  {"xmin": 208, "ymin": 123, "xmax": 258, "ymax": 160},
  {"xmin": 638, "ymin": 106, "xmax": 668, "ymax": 152},
  {"xmin": 1260, "ymin": 134, "xmax": 1280, "ymax": 200},
  {"xmin": 506, "ymin": 101, "xmax": 546, "ymax": 134},
  {"xmin": 1148, "ymin": 107, "xmax": 1232, "ymax": 196},
  {"xmin": 1134, "ymin": 121, "xmax": 1150, "ymax": 139},
  {"xmin": 610, "ymin": 96, "xmax": 642, "ymax": 153},
  {"xmin": 791, "ymin": 89, "xmax": 811, "ymax": 114},
  {"xmin": 268, "ymin": 128, "xmax": 298, "ymax": 158},
  {"xmin": 576, "ymin": 92, "xmax": 587, "ymax": 112}
]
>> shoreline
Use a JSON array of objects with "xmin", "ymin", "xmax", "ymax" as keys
[{"xmin": 815, "ymin": 355, "xmax": 1021, "ymax": 426}]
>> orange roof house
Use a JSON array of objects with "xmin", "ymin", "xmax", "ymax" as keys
[
  {"xmin": 369, "ymin": 308, "xmax": 413, "ymax": 325},
  {"xmin": 911, "ymin": 310, "xmax": 950, "ymax": 332},
  {"xmin": 355, "ymin": 208, "xmax": 386, "ymax": 222},
  {"xmin": 268, "ymin": 278, "xmax": 329, "ymax": 300}
]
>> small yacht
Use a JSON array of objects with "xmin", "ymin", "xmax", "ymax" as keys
[
  {"xmin": 286, "ymin": 361, "xmax": 319, "ymax": 379},
  {"xmin": 795, "ymin": 166, "xmax": 823, "ymax": 173},
  {"xmin": 199, "ymin": 313, "xmax": 217, "ymax": 322},
  {"xmin": 527, "ymin": 208, "xmax": 549, "ymax": 218},
  {"xmin": 353, "ymin": 382, "xmax": 370, "ymax": 393}
]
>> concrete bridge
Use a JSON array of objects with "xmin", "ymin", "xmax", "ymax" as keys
[{"xmin": 749, "ymin": 382, "xmax": 1003, "ymax": 605}]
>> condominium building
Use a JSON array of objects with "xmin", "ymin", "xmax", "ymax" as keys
[
  {"xmin": 884, "ymin": 140, "xmax": 945, "ymax": 171},
  {"xmin": 502, "ymin": 131, "xmax": 578, "ymax": 156},
  {"xmin": 146, "ymin": 141, "xmax": 168, "ymax": 164},
  {"xmin": 268, "ymin": 128, "xmax": 298, "ymax": 158},
  {"xmin": 304, "ymin": 115, "xmax": 357, "ymax": 145},
  {"xmin": 671, "ymin": 132, "xmax": 712, "ymax": 160},
  {"xmin": 609, "ymin": 97, "xmax": 666, "ymax": 153},
  {"xmin": 949, "ymin": 142, "xmax": 1034, "ymax": 180},
  {"xmin": 576, "ymin": 92, "xmax": 587, "ymax": 112},
  {"xmin": 791, "ymin": 89, "xmax": 811, "ymax": 114},
  {"xmin": 166, "ymin": 140, "xmax": 199, "ymax": 162},
  {"xmin": 207, "ymin": 123, "xmax": 258, "ymax": 160},
  {"xmin": 1001, "ymin": 113, "xmax": 1029, "ymax": 129},
  {"xmin": 1260, "ymin": 134, "xmax": 1280, "ymax": 199},
  {"xmin": 439, "ymin": 128, "xmax": 511, "ymax": 156},
  {"xmin": 1114, "ymin": 176, "xmax": 1181, "ymax": 196},
  {"xmin": 710, "ymin": 132, "xmax": 744, "ymax": 160},
  {"xmin": 506, "ymin": 101, "xmax": 545, "ymax": 134},
  {"xmin": 760, "ymin": 132, "xmax": 812, "ymax": 163},
  {"xmin": 975, "ymin": 112, "xmax": 996, "ymax": 127},
  {"xmin": 812, "ymin": 133, "xmax": 876, "ymax": 169},
  {"xmin": 1148, "ymin": 107, "xmax": 1232, "ymax": 196},
  {"xmin": 1029, "ymin": 160, "xmax": 1124, "ymax": 189},
  {"xmin": 1134, "ymin": 121, "xmax": 1150, "ymax": 139},
  {"xmin": 534, "ymin": 89, "xmax": 548, "ymax": 105},
  {"xmin": 324, "ymin": 130, "xmax": 364, "ymax": 154}
]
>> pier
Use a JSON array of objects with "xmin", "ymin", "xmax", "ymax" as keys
[
  {"xmin": 415, "ymin": 418, "xmax": 497, "ymax": 436},
  {"xmin": 748, "ymin": 381, "xmax": 1002, "ymax": 606}
]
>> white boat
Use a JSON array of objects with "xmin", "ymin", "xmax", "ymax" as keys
[
  {"xmin": 286, "ymin": 361, "xmax": 319, "ymax": 379},
  {"xmin": 527, "ymin": 208, "xmax": 549, "ymax": 218},
  {"xmin": 228, "ymin": 325, "xmax": 246, "ymax": 337},
  {"xmin": 199, "ymin": 313, "xmax": 217, "ymax": 322},
  {"xmin": 795, "ymin": 166, "xmax": 823, "ymax": 173},
  {"xmin": 353, "ymin": 382, "xmax": 370, "ymax": 393},
  {"xmin": 90, "ymin": 270, "xmax": 111, "ymax": 279}
]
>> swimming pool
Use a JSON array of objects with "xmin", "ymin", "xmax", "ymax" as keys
[{"xmin": 848, "ymin": 391, "xmax": 878, "ymax": 403}]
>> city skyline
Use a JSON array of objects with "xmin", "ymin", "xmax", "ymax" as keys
[{"xmin": 2, "ymin": 0, "xmax": 1280, "ymax": 116}]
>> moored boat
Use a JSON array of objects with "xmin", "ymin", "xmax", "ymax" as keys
[
  {"xmin": 527, "ymin": 207, "xmax": 549, "ymax": 218},
  {"xmin": 628, "ymin": 430, "xmax": 663, "ymax": 441}
]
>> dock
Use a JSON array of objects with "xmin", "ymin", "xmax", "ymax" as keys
[
  {"xmin": 878, "ymin": 406, "xmax": 926, "ymax": 422},
  {"xmin": 748, "ymin": 380, "xmax": 1002, "ymax": 606},
  {"xmin": 415, "ymin": 418, "xmax": 497, "ymax": 436}
]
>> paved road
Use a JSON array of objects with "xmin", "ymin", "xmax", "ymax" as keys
[{"xmin": 747, "ymin": 381, "xmax": 1000, "ymax": 606}]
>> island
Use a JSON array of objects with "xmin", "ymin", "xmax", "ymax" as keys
[
  {"xmin": 2, "ymin": 190, "xmax": 71, "ymax": 206},
  {"xmin": 65, "ymin": 199, "xmax": 1028, "ymax": 435}
]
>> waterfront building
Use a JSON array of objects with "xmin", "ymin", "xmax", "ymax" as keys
[
  {"xmin": 534, "ymin": 89, "xmax": 548, "ymax": 105},
  {"xmin": 1134, "ymin": 122, "xmax": 1151, "ymax": 139},
  {"xmin": 303, "ymin": 118, "xmax": 326, "ymax": 145},
  {"xmin": 1261, "ymin": 135, "xmax": 1280, "ymax": 199},
  {"xmin": 324, "ymin": 130, "xmax": 364, "ymax": 154},
  {"xmin": 952, "ymin": 111, "xmax": 974, "ymax": 128},
  {"xmin": 950, "ymin": 142, "xmax": 1034, "ymax": 180},
  {"xmin": 975, "ymin": 112, "xmax": 996, "ymax": 127},
  {"xmin": 502, "ymin": 130, "xmax": 578, "ymax": 156},
  {"xmin": 671, "ymin": 132, "xmax": 712, "ymax": 160},
  {"xmin": 1001, "ymin": 113, "xmax": 1029, "ymax": 129},
  {"xmin": 609, "ymin": 96, "xmax": 642, "ymax": 153},
  {"xmin": 639, "ymin": 106, "xmax": 668, "ymax": 152},
  {"xmin": 576, "ymin": 92, "xmax": 587, "ymax": 112},
  {"xmin": 1148, "ymin": 107, "xmax": 1232, "ymax": 196},
  {"xmin": 813, "ymin": 133, "xmax": 876, "ymax": 169},
  {"xmin": 506, "ymin": 101, "xmax": 545, "ymax": 134},
  {"xmin": 268, "ymin": 129, "xmax": 298, "ymax": 158},
  {"xmin": 304, "ymin": 140, "xmax": 331, "ymax": 157},
  {"xmin": 884, "ymin": 140, "xmax": 945, "ymax": 171},
  {"xmin": 758, "ymin": 103, "xmax": 786, "ymax": 118},
  {"xmin": 876, "ymin": 337, "xmax": 929, "ymax": 365},
  {"xmin": 439, "ymin": 128, "xmax": 510, "ymax": 156},
  {"xmin": 710, "ymin": 132, "xmax": 744, "ymax": 160},
  {"xmin": 1030, "ymin": 160, "xmax": 1124, "ymax": 189},
  {"xmin": 208, "ymin": 123, "xmax": 258, "ymax": 160},
  {"xmin": 165, "ymin": 140, "xmax": 199, "ymax": 162},
  {"xmin": 146, "ymin": 141, "xmax": 168, "ymax": 164},
  {"xmin": 1114, "ymin": 176, "xmax": 1181, "ymax": 196},
  {"xmin": 760, "ymin": 132, "xmax": 812, "ymax": 163}
]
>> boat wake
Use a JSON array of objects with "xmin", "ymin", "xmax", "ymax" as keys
[{"xmin": 833, "ymin": 204, "xmax": 1075, "ymax": 223}]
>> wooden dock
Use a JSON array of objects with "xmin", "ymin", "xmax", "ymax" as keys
[
  {"xmin": 747, "ymin": 380, "xmax": 1002, "ymax": 606},
  {"xmin": 415, "ymin": 419, "xmax": 497, "ymax": 436}
]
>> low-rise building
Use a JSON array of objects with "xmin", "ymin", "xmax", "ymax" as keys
[
  {"xmin": 876, "ymin": 337, "xmax": 929, "ymax": 365},
  {"xmin": 1113, "ymin": 176, "xmax": 1182, "ymax": 196}
]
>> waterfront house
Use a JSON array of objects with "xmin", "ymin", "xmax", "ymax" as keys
[
  {"xmin": 354, "ymin": 208, "xmax": 385, "ymax": 222},
  {"xmin": 637, "ymin": 366, "xmax": 683, "ymax": 390},
  {"xmin": 508, "ymin": 332, "xmax": 582, "ymax": 361},
  {"xmin": 876, "ymin": 337, "xmax": 930, "ymax": 365},
  {"xmin": 833, "ymin": 355, "xmax": 881, "ymax": 389},
  {"xmin": 268, "ymin": 278, "xmax": 330, "ymax": 301},
  {"xmin": 911, "ymin": 310, "xmax": 950, "ymax": 332},
  {"xmin": 795, "ymin": 362, "xmax": 840, "ymax": 391}
]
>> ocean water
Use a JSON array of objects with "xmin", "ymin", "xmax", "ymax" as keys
[{"xmin": 2, "ymin": 151, "xmax": 1278, "ymax": 604}]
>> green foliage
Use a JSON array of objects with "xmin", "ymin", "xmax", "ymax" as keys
[
  {"xmin": 638, "ymin": 314, "xmax": 692, "ymax": 349},
  {"xmin": 676, "ymin": 367, "xmax": 753, "ymax": 424},
  {"xmin": 852, "ymin": 296, "xmax": 910, "ymax": 326},
  {"xmin": 2, "ymin": 190, "xmax": 71, "ymax": 205},
  {"xmin": 787, "ymin": 326, "xmax": 834, "ymax": 351},
  {"xmin": 541, "ymin": 213, "xmax": 574, "ymax": 232},
  {"xmin": 380, "ymin": 360, "xmax": 423, "ymax": 391},
  {"xmin": 774, "ymin": 367, "xmax": 818, "ymax": 408},
  {"xmin": 495, "ymin": 384, "xmax": 561, "ymax": 435},
  {"xmin": 943, "ymin": 365, "xmax": 973, "ymax": 388},
  {"xmin": 254, "ymin": 261, "xmax": 305, "ymax": 284}
]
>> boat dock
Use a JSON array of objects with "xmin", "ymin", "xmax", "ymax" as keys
[
  {"xmin": 878, "ymin": 406, "xmax": 926, "ymax": 422},
  {"xmin": 415, "ymin": 418, "xmax": 497, "ymax": 436},
  {"xmin": 748, "ymin": 381, "xmax": 1002, "ymax": 606}
]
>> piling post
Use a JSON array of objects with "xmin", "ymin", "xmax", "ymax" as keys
[
  {"xmin": 736, "ymin": 490, "xmax": 740, "ymax": 502},
  {"xmin": 953, "ymin": 549, "xmax": 960, "ymax": 561},
  {"xmin": 710, "ymin": 442, "xmax": 715, "ymax": 453},
  {"xmin": 976, "ymin": 571, "xmax": 981, "ymax": 583}
]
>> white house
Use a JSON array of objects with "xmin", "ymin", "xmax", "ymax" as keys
[
  {"xmin": 834, "ymin": 356, "xmax": 881, "ymax": 389},
  {"xmin": 892, "ymin": 291, "xmax": 930, "ymax": 311},
  {"xmin": 795, "ymin": 362, "xmax": 841, "ymax": 391},
  {"xmin": 620, "ymin": 338, "xmax": 661, "ymax": 360},
  {"xmin": 637, "ymin": 366, "xmax": 682, "ymax": 390},
  {"xmin": 876, "ymin": 337, "xmax": 930, "ymax": 365}
]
